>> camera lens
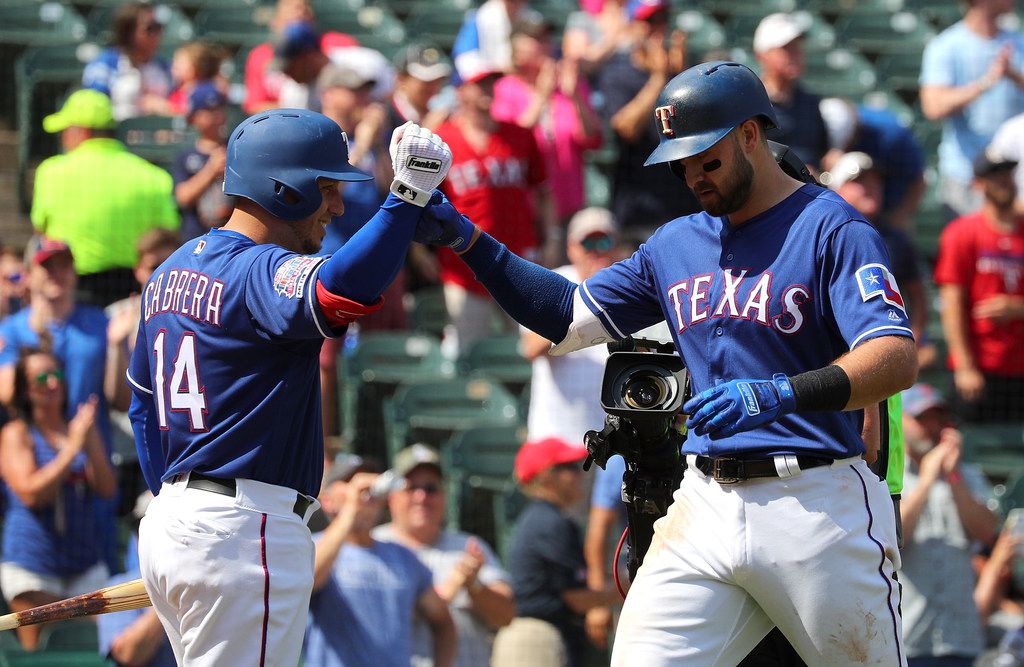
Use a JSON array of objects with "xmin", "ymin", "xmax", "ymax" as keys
[{"xmin": 623, "ymin": 372, "xmax": 669, "ymax": 410}]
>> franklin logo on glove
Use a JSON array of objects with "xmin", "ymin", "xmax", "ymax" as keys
[{"xmin": 406, "ymin": 156, "xmax": 443, "ymax": 173}]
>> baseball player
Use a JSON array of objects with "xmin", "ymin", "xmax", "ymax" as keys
[
  {"xmin": 414, "ymin": 61, "xmax": 917, "ymax": 665},
  {"xmin": 125, "ymin": 109, "xmax": 452, "ymax": 666}
]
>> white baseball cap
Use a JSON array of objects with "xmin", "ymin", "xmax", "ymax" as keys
[
  {"xmin": 819, "ymin": 97, "xmax": 858, "ymax": 151},
  {"xmin": 753, "ymin": 13, "xmax": 806, "ymax": 53},
  {"xmin": 823, "ymin": 152, "xmax": 875, "ymax": 189},
  {"xmin": 567, "ymin": 207, "xmax": 619, "ymax": 244}
]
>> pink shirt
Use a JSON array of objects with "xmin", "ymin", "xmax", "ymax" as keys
[{"xmin": 492, "ymin": 74, "xmax": 603, "ymax": 219}]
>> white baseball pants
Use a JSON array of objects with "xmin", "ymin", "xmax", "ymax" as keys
[
  {"xmin": 139, "ymin": 476, "xmax": 319, "ymax": 666},
  {"xmin": 611, "ymin": 456, "xmax": 905, "ymax": 666}
]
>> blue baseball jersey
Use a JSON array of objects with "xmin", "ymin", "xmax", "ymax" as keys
[
  {"xmin": 580, "ymin": 184, "xmax": 913, "ymax": 460},
  {"xmin": 127, "ymin": 229, "xmax": 340, "ymax": 497}
]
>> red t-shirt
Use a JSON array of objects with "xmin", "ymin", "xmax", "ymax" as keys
[
  {"xmin": 436, "ymin": 119, "xmax": 547, "ymax": 294},
  {"xmin": 242, "ymin": 32, "xmax": 358, "ymax": 113},
  {"xmin": 934, "ymin": 211, "xmax": 1024, "ymax": 374}
]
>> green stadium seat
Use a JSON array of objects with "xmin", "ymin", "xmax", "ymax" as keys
[
  {"xmin": 193, "ymin": 5, "xmax": 274, "ymax": 50},
  {"xmin": 722, "ymin": 10, "xmax": 834, "ymax": 54},
  {"xmin": 875, "ymin": 51, "xmax": 923, "ymax": 98},
  {"xmin": 674, "ymin": 10, "xmax": 727, "ymax": 58},
  {"xmin": 1, "ymin": 653, "xmax": 110, "ymax": 667},
  {"xmin": 803, "ymin": 48, "xmax": 878, "ymax": 99},
  {"xmin": 804, "ymin": 0, "xmax": 904, "ymax": 19},
  {"xmin": 0, "ymin": 3, "xmax": 88, "ymax": 47},
  {"xmin": 38, "ymin": 620, "xmax": 98, "ymax": 652},
  {"xmin": 405, "ymin": 4, "xmax": 466, "ymax": 53},
  {"xmin": 382, "ymin": 377, "xmax": 520, "ymax": 460},
  {"xmin": 458, "ymin": 335, "xmax": 532, "ymax": 397},
  {"xmin": 408, "ymin": 287, "xmax": 449, "ymax": 338},
  {"xmin": 699, "ymin": 0, "xmax": 797, "ymax": 20},
  {"xmin": 87, "ymin": 4, "xmax": 195, "ymax": 47},
  {"xmin": 860, "ymin": 90, "xmax": 916, "ymax": 128},
  {"xmin": 836, "ymin": 11, "xmax": 936, "ymax": 58},
  {"xmin": 115, "ymin": 114, "xmax": 194, "ymax": 172},
  {"xmin": 961, "ymin": 422, "xmax": 1024, "ymax": 483}
]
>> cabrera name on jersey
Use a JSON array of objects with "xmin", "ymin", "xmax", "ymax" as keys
[
  {"xmin": 580, "ymin": 184, "xmax": 913, "ymax": 459},
  {"xmin": 127, "ymin": 229, "xmax": 338, "ymax": 497}
]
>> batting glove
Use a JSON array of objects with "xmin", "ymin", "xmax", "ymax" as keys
[
  {"xmin": 416, "ymin": 191, "xmax": 477, "ymax": 254},
  {"xmin": 683, "ymin": 374, "xmax": 796, "ymax": 439},
  {"xmin": 389, "ymin": 122, "xmax": 452, "ymax": 207}
]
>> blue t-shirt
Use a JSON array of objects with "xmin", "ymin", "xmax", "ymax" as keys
[
  {"xmin": 304, "ymin": 539, "xmax": 433, "ymax": 667},
  {"xmin": 591, "ymin": 455, "xmax": 627, "ymax": 513},
  {"xmin": 853, "ymin": 105, "xmax": 925, "ymax": 212},
  {"xmin": 127, "ymin": 230, "xmax": 341, "ymax": 497},
  {"xmin": 0, "ymin": 305, "xmax": 111, "ymax": 446},
  {"xmin": 2, "ymin": 427, "xmax": 104, "ymax": 576},
  {"xmin": 580, "ymin": 184, "xmax": 914, "ymax": 460},
  {"xmin": 920, "ymin": 21, "xmax": 1024, "ymax": 183},
  {"xmin": 766, "ymin": 85, "xmax": 829, "ymax": 170},
  {"xmin": 507, "ymin": 499, "xmax": 588, "ymax": 667},
  {"xmin": 171, "ymin": 146, "xmax": 234, "ymax": 242}
]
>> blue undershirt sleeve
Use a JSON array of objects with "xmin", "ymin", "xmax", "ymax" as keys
[
  {"xmin": 129, "ymin": 392, "xmax": 165, "ymax": 495},
  {"xmin": 317, "ymin": 194, "xmax": 419, "ymax": 304},
  {"xmin": 460, "ymin": 231, "xmax": 576, "ymax": 342}
]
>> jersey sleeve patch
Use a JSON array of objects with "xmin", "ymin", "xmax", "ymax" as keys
[
  {"xmin": 274, "ymin": 256, "xmax": 321, "ymax": 299},
  {"xmin": 856, "ymin": 263, "xmax": 906, "ymax": 312}
]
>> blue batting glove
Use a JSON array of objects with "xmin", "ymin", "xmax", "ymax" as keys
[
  {"xmin": 683, "ymin": 374, "xmax": 796, "ymax": 440},
  {"xmin": 415, "ymin": 190, "xmax": 476, "ymax": 253}
]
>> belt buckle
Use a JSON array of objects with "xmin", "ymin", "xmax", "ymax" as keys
[{"xmin": 712, "ymin": 458, "xmax": 742, "ymax": 484}]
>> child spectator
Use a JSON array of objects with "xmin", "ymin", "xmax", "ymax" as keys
[
  {"xmin": 172, "ymin": 83, "xmax": 233, "ymax": 241},
  {"xmin": 167, "ymin": 42, "xmax": 227, "ymax": 117}
]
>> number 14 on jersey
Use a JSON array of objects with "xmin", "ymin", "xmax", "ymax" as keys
[{"xmin": 152, "ymin": 330, "xmax": 209, "ymax": 431}]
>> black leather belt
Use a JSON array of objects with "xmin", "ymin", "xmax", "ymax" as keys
[
  {"xmin": 182, "ymin": 472, "xmax": 313, "ymax": 518},
  {"xmin": 693, "ymin": 455, "xmax": 833, "ymax": 484}
]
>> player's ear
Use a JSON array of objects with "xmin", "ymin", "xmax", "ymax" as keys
[{"xmin": 738, "ymin": 120, "xmax": 760, "ymax": 153}]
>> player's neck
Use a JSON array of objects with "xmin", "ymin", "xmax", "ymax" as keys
[
  {"xmin": 222, "ymin": 207, "xmax": 290, "ymax": 249},
  {"xmin": 726, "ymin": 162, "xmax": 803, "ymax": 227}
]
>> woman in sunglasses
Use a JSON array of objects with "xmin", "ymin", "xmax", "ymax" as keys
[{"xmin": 0, "ymin": 348, "xmax": 117, "ymax": 650}]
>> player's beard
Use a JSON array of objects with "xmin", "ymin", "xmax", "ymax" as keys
[{"xmin": 700, "ymin": 140, "xmax": 755, "ymax": 217}]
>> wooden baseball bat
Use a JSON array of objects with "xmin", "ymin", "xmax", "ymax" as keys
[{"xmin": 0, "ymin": 578, "xmax": 151, "ymax": 631}]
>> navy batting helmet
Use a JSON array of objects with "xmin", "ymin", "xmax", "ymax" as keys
[
  {"xmin": 644, "ymin": 61, "xmax": 778, "ymax": 167},
  {"xmin": 224, "ymin": 108, "xmax": 371, "ymax": 221}
]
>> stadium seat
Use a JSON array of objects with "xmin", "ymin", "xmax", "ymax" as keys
[
  {"xmin": 38, "ymin": 620, "xmax": 98, "ymax": 652},
  {"xmin": 87, "ymin": 4, "xmax": 195, "ymax": 47},
  {"xmin": 116, "ymin": 114, "xmax": 195, "ymax": 172},
  {"xmin": 458, "ymin": 335, "xmax": 532, "ymax": 397},
  {"xmin": 722, "ymin": 10, "xmax": 834, "ymax": 54},
  {"xmin": 836, "ymin": 11, "xmax": 936, "ymax": 58},
  {"xmin": 193, "ymin": 5, "xmax": 274, "ymax": 50},
  {"xmin": 698, "ymin": 0, "xmax": 797, "ymax": 20},
  {"xmin": 961, "ymin": 422, "xmax": 1024, "ymax": 483},
  {"xmin": 802, "ymin": 48, "xmax": 878, "ymax": 99},
  {"xmin": 382, "ymin": 377, "xmax": 520, "ymax": 460},
  {"xmin": 408, "ymin": 287, "xmax": 449, "ymax": 339},
  {"xmin": 675, "ymin": 10, "xmax": 727, "ymax": 58},
  {"xmin": 875, "ymin": 51, "xmax": 923, "ymax": 99},
  {"xmin": 860, "ymin": 90, "xmax": 916, "ymax": 127},
  {"xmin": 0, "ymin": 3, "xmax": 88, "ymax": 47},
  {"xmin": 405, "ymin": 4, "xmax": 467, "ymax": 54},
  {"xmin": 804, "ymin": 0, "xmax": 904, "ymax": 19}
]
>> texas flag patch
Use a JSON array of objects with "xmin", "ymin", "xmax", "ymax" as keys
[{"xmin": 856, "ymin": 263, "xmax": 905, "ymax": 312}]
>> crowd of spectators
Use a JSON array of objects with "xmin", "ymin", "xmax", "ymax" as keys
[{"xmin": 1, "ymin": 0, "xmax": 1024, "ymax": 664}]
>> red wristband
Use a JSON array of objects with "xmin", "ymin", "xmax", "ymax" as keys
[
  {"xmin": 946, "ymin": 469, "xmax": 963, "ymax": 485},
  {"xmin": 315, "ymin": 280, "xmax": 384, "ymax": 327}
]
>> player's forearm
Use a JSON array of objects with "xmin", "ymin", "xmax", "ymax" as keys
[
  {"xmin": 459, "ymin": 231, "xmax": 576, "ymax": 342},
  {"xmin": 950, "ymin": 479, "xmax": 998, "ymax": 545},
  {"xmin": 835, "ymin": 335, "xmax": 917, "ymax": 409},
  {"xmin": 939, "ymin": 285, "xmax": 977, "ymax": 370},
  {"xmin": 318, "ymin": 194, "xmax": 420, "ymax": 304}
]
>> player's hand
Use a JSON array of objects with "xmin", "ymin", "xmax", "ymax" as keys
[
  {"xmin": 389, "ymin": 121, "xmax": 452, "ymax": 207},
  {"xmin": 683, "ymin": 375, "xmax": 796, "ymax": 439},
  {"xmin": 415, "ymin": 190, "xmax": 478, "ymax": 254},
  {"xmin": 954, "ymin": 366, "xmax": 985, "ymax": 402}
]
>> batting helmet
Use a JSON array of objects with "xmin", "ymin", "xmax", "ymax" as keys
[
  {"xmin": 223, "ymin": 108, "xmax": 371, "ymax": 221},
  {"xmin": 644, "ymin": 61, "xmax": 778, "ymax": 167}
]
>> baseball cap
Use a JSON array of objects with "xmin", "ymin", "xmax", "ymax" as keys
[
  {"xmin": 515, "ymin": 437, "xmax": 588, "ymax": 484},
  {"xmin": 272, "ymin": 21, "xmax": 321, "ymax": 64},
  {"xmin": 819, "ymin": 97, "xmax": 858, "ymax": 151},
  {"xmin": 24, "ymin": 235, "xmax": 72, "ymax": 266},
  {"xmin": 186, "ymin": 82, "xmax": 227, "ymax": 119},
  {"xmin": 902, "ymin": 383, "xmax": 948, "ymax": 418},
  {"xmin": 394, "ymin": 443, "xmax": 443, "ymax": 478},
  {"xmin": 973, "ymin": 148, "xmax": 1018, "ymax": 178},
  {"xmin": 317, "ymin": 62, "xmax": 375, "ymax": 91},
  {"xmin": 452, "ymin": 51, "xmax": 504, "ymax": 87},
  {"xmin": 396, "ymin": 44, "xmax": 452, "ymax": 82},
  {"xmin": 822, "ymin": 152, "xmax": 875, "ymax": 189},
  {"xmin": 753, "ymin": 13, "xmax": 806, "ymax": 53},
  {"xmin": 42, "ymin": 89, "xmax": 117, "ymax": 133},
  {"xmin": 627, "ymin": 0, "xmax": 669, "ymax": 21},
  {"xmin": 567, "ymin": 207, "xmax": 619, "ymax": 244},
  {"xmin": 324, "ymin": 453, "xmax": 384, "ymax": 485}
]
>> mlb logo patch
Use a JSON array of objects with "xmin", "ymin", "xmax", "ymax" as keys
[
  {"xmin": 856, "ymin": 263, "xmax": 905, "ymax": 312},
  {"xmin": 274, "ymin": 256, "xmax": 320, "ymax": 299},
  {"xmin": 193, "ymin": 240, "xmax": 206, "ymax": 255}
]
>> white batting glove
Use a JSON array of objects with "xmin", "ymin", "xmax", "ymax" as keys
[{"xmin": 389, "ymin": 121, "xmax": 452, "ymax": 207}]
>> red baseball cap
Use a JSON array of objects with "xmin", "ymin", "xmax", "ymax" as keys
[
  {"xmin": 25, "ymin": 235, "xmax": 72, "ymax": 266},
  {"xmin": 515, "ymin": 437, "xmax": 588, "ymax": 484}
]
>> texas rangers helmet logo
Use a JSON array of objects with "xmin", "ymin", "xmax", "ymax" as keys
[
  {"xmin": 655, "ymin": 105, "xmax": 675, "ymax": 137},
  {"xmin": 856, "ymin": 263, "xmax": 905, "ymax": 312}
]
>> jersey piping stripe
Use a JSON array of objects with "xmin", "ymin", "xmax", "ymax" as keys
[
  {"xmin": 580, "ymin": 282, "xmax": 627, "ymax": 339},
  {"xmin": 306, "ymin": 260, "xmax": 333, "ymax": 339},
  {"xmin": 125, "ymin": 370, "xmax": 153, "ymax": 395},
  {"xmin": 259, "ymin": 512, "xmax": 270, "ymax": 667},
  {"xmin": 849, "ymin": 325, "xmax": 914, "ymax": 350},
  {"xmin": 850, "ymin": 464, "xmax": 904, "ymax": 665}
]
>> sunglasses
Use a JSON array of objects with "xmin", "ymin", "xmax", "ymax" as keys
[
  {"xmin": 553, "ymin": 461, "xmax": 582, "ymax": 473},
  {"xmin": 34, "ymin": 369, "xmax": 64, "ymax": 385},
  {"xmin": 406, "ymin": 482, "xmax": 442, "ymax": 495},
  {"xmin": 142, "ymin": 22, "xmax": 163, "ymax": 35},
  {"xmin": 580, "ymin": 234, "xmax": 614, "ymax": 253}
]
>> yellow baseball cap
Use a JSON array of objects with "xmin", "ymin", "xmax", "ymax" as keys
[{"xmin": 42, "ymin": 89, "xmax": 116, "ymax": 133}]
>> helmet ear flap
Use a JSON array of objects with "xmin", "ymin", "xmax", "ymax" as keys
[{"xmin": 272, "ymin": 179, "xmax": 304, "ymax": 207}]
